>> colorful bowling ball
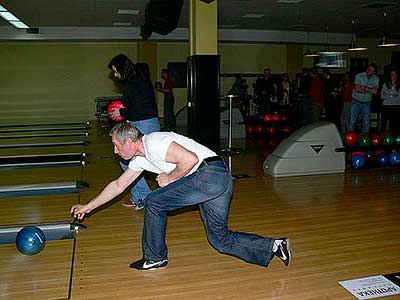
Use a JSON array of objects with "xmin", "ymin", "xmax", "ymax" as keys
[
  {"xmin": 357, "ymin": 135, "xmax": 371, "ymax": 146},
  {"xmin": 389, "ymin": 152, "xmax": 400, "ymax": 165},
  {"xmin": 263, "ymin": 114, "xmax": 273, "ymax": 122},
  {"xmin": 377, "ymin": 153, "xmax": 389, "ymax": 166},
  {"xmin": 383, "ymin": 135, "xmax": 394, "ymax": 145},
  {"xmin": 272, "ymin": 114, "xmax": 281, "ymax": 122},
  {"xmin": 107, "ymin": 100, "xmax": 125, "ymax": 122},
  {"xmin": 267, "ymin": 126, "xmax": 277, "ymax": 135},
  {"xmin": 246, "ymin": 125, "xmax": 255, "ymax": 135},
  {"xmin": 371, "ymin": 134, "xmax": 381, "ymax": 146},
  {"xmin": 255, "ymin": 124, "xmax": 264, "ymax": 134},
  {"xmin": 16, "ymin": 226, "xmax": 46, "ymax": 255},
  {"xmin": 282, "ymin": 125, "xmax": 291, "ymax": 135},
  {"xmin": 345, "ymin": 132, "xmax": 357, "ymax": 145},
  {"xmin": 395, "ymin": 136, "xmax": 400, "ymax": 144},
  {"xmin": 351, "ymin": 154, "xmax": 366, "ymax": 169}
]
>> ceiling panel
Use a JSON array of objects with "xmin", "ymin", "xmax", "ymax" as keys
[{"xmin": 0, "ymin": 0, "xmax": 399, "ymax": 37}]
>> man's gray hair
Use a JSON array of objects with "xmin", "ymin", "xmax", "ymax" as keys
[{"xmin": 109, "ymin": 122, "xmax": 143, "ymax": 143}]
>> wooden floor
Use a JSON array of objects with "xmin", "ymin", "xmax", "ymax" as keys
[{"xmin": 1, "ymin": 126, "xmax": 400, "ymax": 300}]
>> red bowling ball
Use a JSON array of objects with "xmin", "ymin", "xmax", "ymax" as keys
[
  {"xmin": 371, "ymin": 134, "xmax": 381, "ymax": 146},
  {"xmin": 246, "ymin": 125, "xmax": 255, "ymax": 135},
  {"xmin": 344, "ymin": 132, "xmax": 357, "ymax": 145},
  {"xmin": 282, "ymin": 125, "xmax": 291, "ymax": 135},
  {"xmin": 263, "ymin": 114, "xmax": 273, "ymax": 122},
  {"xmin": 272, "ymin": 114, "xmax": 281, "ymax": 122},
  {"xmin": 255, "ymin": 124, "xmax": 264, "ymax": 134},
  {"xmin": 107, "ymin": 100, "xmax": 126, "ymax": 122}
]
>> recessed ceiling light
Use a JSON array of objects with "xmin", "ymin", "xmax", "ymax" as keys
[
  {"xmin": 0, "ymin": 11, "xmax": 19, "ymax": 21},
  {"xmin": 242, "ymin": 14, "xmax": 264, "ymax": 19},
  {"xmin": 117, "ymin": 9, "xmax": 140, "ymax": 15},
  {"xmin": 113, "ymin": 22, "xmax": 132, "ymax": 26},
  {"xmin": 10, "ymin": 21, "xmax": 29, "ymax": 29}
]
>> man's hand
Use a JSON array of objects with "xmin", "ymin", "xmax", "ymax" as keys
[
  {"xmin": 156, "ymin": 173, "xmax": 171, "ymax": 187},
  {"xmin": 71, "ymin": 204, "xmax": 92, "ymax": 220}
]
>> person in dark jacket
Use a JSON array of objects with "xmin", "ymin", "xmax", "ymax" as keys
[{"xmin": 108, "ymin": 54, "xmax": 160, "ymax": 210}]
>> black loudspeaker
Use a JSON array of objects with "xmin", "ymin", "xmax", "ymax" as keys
[
  {"xmin": 141, "ymin": 0, "xmax": 183, "ymax": 40},
  {"xmin": 187, "ymin": 55, "xmax": 220, "ymax": 152},
  {"xmin": 167, "ymin": 62, "xmax": 187, "ymax": 88}
]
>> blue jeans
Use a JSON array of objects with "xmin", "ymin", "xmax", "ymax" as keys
[
  {"xmin": 142, "ymin": 159, "xmax": 275, "ymax": 267},
  {"xmin": 120, "ymin": 117, "xmax": 160, "ymax": 205},
  {"xmin": 349, "ymin": 101, "xmax": 370, "ymax": 133}
]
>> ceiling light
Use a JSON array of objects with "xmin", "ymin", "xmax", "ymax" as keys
[
  {"xmin": 117, "ymin": 9, "xmax": 140, "ymax": 15},
  {"xmin": 242, "ymin": 14, "xmax": 264, "ymax": 19},
  {"xmin": 0, "ymin": 5, "xmax": 30, "ymax": 29},
  {"xmin": 304, "ymin": 32, "xmax": 320, "ymax": 57},
  {"xmin": 304, "ymin": 49, "xmax": 320, "ymax": 57},
  {"xmin": 347, "ymin": 20, "xmax": 368, "ymax": 51},
  {"xmin": 0, "ymin": 11, "xmax": 19, "ymax": 21},
  {"xmin": 10, "ymin": 21, "xmax": 29, "ymax": 29},
  {"xmin": 377, "ymin": 12, "xmax": 400, "ymax": 48},
  {"xmin": 377, "ymin": 36, "xmax": 400, "ymax": 48},
  {"xmin": 113, "ymin": 22, "xmax": 132, "ymax": 26}
]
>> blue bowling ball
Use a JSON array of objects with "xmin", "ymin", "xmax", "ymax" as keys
[
  {"xmin": 351, "ymin": 154, "xmax": 366, "ymax": 169},
  {"xmin": 16, "ymin": 226, "xmax": 46, "ymax": 255},
  {"xmin": 377, "ymin": 153, "xmax": 389, "ymax": 167},
  {"xmin": 389, "ymin": 152, "xmax": 400, "ymax": 165}
]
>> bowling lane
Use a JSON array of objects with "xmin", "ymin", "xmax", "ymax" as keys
[
  {"xmin": 0, "ymin": 179, "xmax": 82, "ymax": 300},
  {"xmin": 0, "ymin": 239, "xmax": 73, "ymax": 300}
]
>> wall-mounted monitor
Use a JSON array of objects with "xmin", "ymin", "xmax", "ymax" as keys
[{"xmin": 315, "ymin": 52, "xmax": 346, "ymax": 68}]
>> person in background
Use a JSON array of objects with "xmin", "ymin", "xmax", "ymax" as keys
[
  {"xmin": 228, "ymin": 75, "xmax": 250, "ymax": 117},
  {"xmin": 339, "ymin": 72, "xmax": 354, "ymax": 133},
  {"xmin": 306, "ymin": 68, "xmax": 325, "ymax": 123},
  {"xmin": 254, "ymin": 67, "xmax": 277, "ymax": 114},
  {"xmin": 322, "ymin": 68, "xmax": 340, "ymax": 128},
  {"xmin": 297, "ymin": 68, "xmax": 311, "ymax": 126},
  {"xmin": 349, "ymin": 63, "xmax": 379, "ymax": 133},
  {"xmin": 108, "ymin": 54, "xmax": 160, "ymax": 210},
  {"xmin": 156, "ymin": 69, "xmax": 176, "ymax": 131},
  {"xmin": 280, "ymin": 73, "xmax": 291, "ymax": 106},
  {"xmin": 380, "ymin": 67, "xmax": 400, "ymax": 133}
]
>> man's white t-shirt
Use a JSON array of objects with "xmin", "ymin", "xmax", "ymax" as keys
[{"xmin": 128, "ymin": 132, "xmax": 217, "ymax": 175}]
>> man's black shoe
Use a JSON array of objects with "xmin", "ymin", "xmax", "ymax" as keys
[
  {"xmin": 129, "ymin": 258, "xmax": 168, "ymax": 270},
  {"xmin": 273, "ymin": 238, "xmax": 292, "ymax": 266}
]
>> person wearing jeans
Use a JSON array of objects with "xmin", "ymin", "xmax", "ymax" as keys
[
  {"xmin": 108, "ymin": 55, "xmax": 160, "ymax": 210},
  {"xmin": 71, "ymin": 122, "xmax": 292, "ymax": 271},
  {"xmin": 349, "ymin": 63, "xmax": 379, "ymax": 133}
]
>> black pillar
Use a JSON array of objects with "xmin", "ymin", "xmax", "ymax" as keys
[{"xmin": 187, "ymin": 55, "xmax": 220, "ymax": 152}]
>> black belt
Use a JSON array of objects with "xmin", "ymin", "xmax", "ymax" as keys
[{"xmin": 203, "ymin": 156, "xmax": 223, "ymax": 164}]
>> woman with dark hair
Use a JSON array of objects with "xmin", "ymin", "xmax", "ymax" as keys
[
  {"xmin": 108, "ymin": 54, "xmax": 160, "ymax": 210},
  {"xmin": 380, "ymin": 68, "xmax": 400, "ymax": 133}
]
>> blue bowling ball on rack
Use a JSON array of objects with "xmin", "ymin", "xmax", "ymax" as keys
[
  {"xmin": 16, "ymin": 226, "xmax": 46, "ymax": 255},
  {"xmin": 389, "ymin": 152, "xmax": 400, "ymax": 165},
  {"xmin": 376, "ymin": 153, "xmax": 389, "ymax": 167},
  {"xmin": 351, "ymin": 154, "xmax": 366, "ymax": 169}
]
